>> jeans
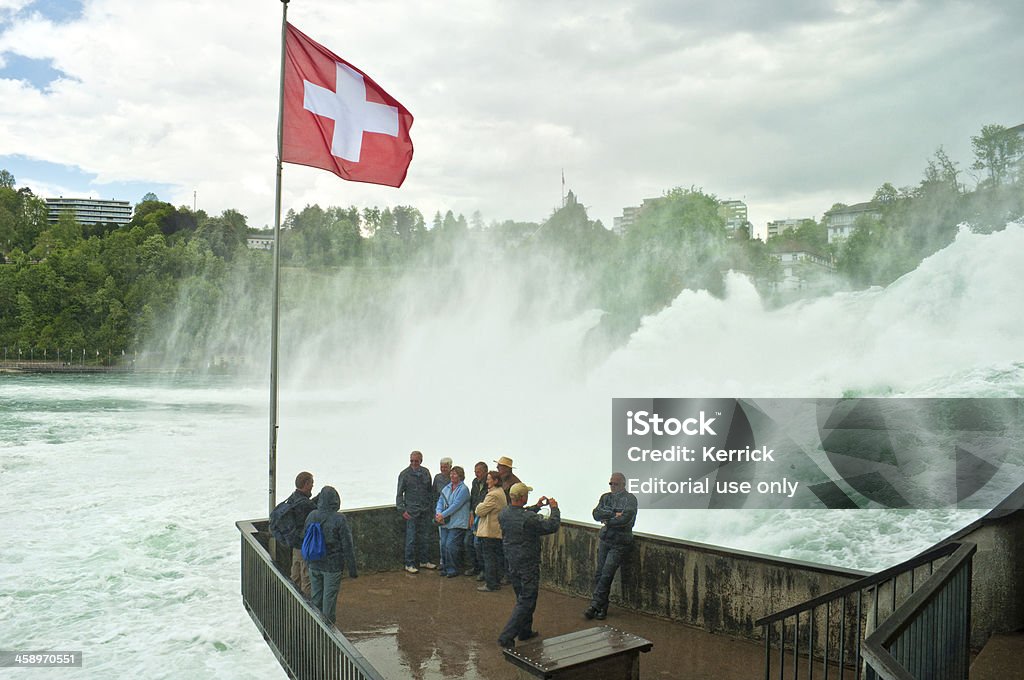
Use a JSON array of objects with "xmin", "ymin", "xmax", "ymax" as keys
[
  {"xmin": 589, "ymin": 540, "xmax": 629, "ymax": 612},
  {"xmin": 466, "ymin": 531, "xmax": 483, "ymax": 573},
  {"xmin": 439, "ymin": 527, "xmax": 465, "ymax": 576},
  {"xmin": 309, "ymin": 568, "xmax": 342, "ymax": 624},
  {"xmin": 499, "ymin": 567, "xmax": 539, "ymax": 644},
  {"xmin": 481, "ymin": 537, "xmax": 503, "ymax": 589},
  {"xmin": 404, "ymin": 513, "xmax": 430, "ymax": 567}
]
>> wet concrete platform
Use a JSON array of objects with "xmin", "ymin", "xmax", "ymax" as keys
[{"xmin": 333, "ymin": 569, "xmax": 767, "ymax": 680}]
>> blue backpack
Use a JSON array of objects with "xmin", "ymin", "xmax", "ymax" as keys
[{"xmin": 301, "ymin": 522, "xmax": 326, "ymax": 562}]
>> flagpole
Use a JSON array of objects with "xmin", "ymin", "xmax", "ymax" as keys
[{"xmin": 269, "ymin": 0, "xmax": 289, "ymax": 517}]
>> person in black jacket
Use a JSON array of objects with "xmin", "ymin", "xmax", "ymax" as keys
[
  {"xmin": 466, "ymin": 461, "xmax": 488, "ymax": 577},
  {"xmin": 583, "ymin": 472, "xmax": 638, "ymax": 620},
  {"xmin": 497, "ymin": 483, "xmax": 560, "ymax": 648},
  {"xmin": 303, "ymin": 486, "xmax": 357, "ymax": 625}
]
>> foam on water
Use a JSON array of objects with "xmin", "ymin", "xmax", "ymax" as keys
[{"xmin": 0, "ymin": 376, "xmax": 280, "ymax": 679}]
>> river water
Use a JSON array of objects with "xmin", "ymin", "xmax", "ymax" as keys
[{"xmin": 2, "ymin": 225, "xmax": 1022, "ymax": 677}]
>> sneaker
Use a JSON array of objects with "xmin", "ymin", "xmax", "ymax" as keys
[
  {"xmin": 404, "ymin": 565, "xmax": 419, "ymax": 574},
  {"xmin": 518, "ymin": 630, "xmax": 540, "ymax": 642},
  {"xmin": 498, "ymin": 638, "xmax": 515, "ymax": 649},
  {"xmin": 419, "ymin": 562, "xmax": 437, "ymax": 570},
  {"xmin": 476, "ymin": 574, "xmax": 485, "ymax": 582},
  {"xmin": 464, "ymin": 569, "xmax": 477, "ymax": 577},
  {"xmin": 476, "ymin": 585, "xmax": 499, "ymax": 592},
  {"xmin": 595, "ymin": 610, "xmax": 607, "ymax": 620},
  {"xmin": 583, "ymin": 607, "xmax": 597, "ymax": 620}
]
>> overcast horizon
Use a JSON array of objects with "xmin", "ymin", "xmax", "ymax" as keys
[{"xmin": 1, "ymin": 0, "xmax": 1022, "ymax": 238}]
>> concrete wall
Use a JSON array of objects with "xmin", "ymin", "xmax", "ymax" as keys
[
  {"xmin": 945, "ymin": 505, "xmax": 1024, "ymax": 649},
  {"xmin": 538, "ymin": 519, "xmax": 867, "ymax": 641},
  {"xmin": 262, "ymin": 505, "xmax": 441, "ymax": 577},
  {"xmin": 345, "ymin": 505, "xmax": 440, "ymax": 572}
]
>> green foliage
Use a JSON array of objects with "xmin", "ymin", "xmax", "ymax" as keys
[
  {"xmin": 0, "ymin": 121, "xmax": 1020, "ymax": 360},
  {"xmin": 971, "ymin": 124, "xmax": 1024, "ymax": 188}
]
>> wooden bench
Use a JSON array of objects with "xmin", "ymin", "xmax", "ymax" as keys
[{"xmin": 503, "ymin": 626, "xmax": 654, "ymax": 679}]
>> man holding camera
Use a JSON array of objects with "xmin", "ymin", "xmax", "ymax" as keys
[
  {"xmin": 584, "ymin": 472, "xmax": 638, "ymax": 621},
  {"xmin": 497, "ymin": 483, "xmax": 560, "ymax": 648}
]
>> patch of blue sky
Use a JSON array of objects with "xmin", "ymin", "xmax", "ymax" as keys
[
  {"xmin": 0, "ymin": 155, "xmax": 176, "ymax": 205},
  {"xmin": 21, "ymin": 0, "xmax": 83, "ymax": 24},
  {"xmin": 0, "ymin": 52, "xmax": 69, "ymax": 89}
]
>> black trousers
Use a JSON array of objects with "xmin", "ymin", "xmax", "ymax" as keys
[{"xmin": 499, "ymin": 566, "xmax": 539, "ymax": 644}]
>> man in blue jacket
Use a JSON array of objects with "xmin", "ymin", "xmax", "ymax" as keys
[
  {"xmin": 303, "ymin": 486, "xmax": 357, "ymax": 625},
  {"xmin": 584, "ymin": 472, "xmax": 638, "ymax": 621}
]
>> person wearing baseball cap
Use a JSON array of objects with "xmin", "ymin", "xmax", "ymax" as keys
[{"xmin": 496, "ymin": 482, "xmax": 560, "ymax": 648}]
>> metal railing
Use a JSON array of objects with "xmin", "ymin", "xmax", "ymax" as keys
[
  {"xmin": 237, "ymin": 519, "xmax": 385, "ymax": 680},
  {"xmin": 862, "ymin": 542, "xmax": 975, "ymax": 680},
  {"xmin": 756, "ymin": 541, "xmax": 971, "ymax": 680}
]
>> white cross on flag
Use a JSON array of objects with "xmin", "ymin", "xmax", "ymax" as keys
[{"xmin": 282, "ymin": 24, "xmax": 414, "ymax": 187}]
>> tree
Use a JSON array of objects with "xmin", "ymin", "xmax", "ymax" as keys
[
  {"xmin": 0, "ymin": 169, "xmax": 14, "ymax": 189},
  {"xmin": 971, "ymin": 124, "xmax": 1024, "ymax": 187},
  {"xmin": 922, "ymin": 146, "xmax": 961, "ymax": 195},
  {"xmin": 872, "ymin": 182, "xmax": 899, "ymax": 205}
]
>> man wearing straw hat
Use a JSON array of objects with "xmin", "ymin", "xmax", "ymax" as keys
[{"xmin": 494, "ymin": 456, "xmax": 521, "ymax": 503}]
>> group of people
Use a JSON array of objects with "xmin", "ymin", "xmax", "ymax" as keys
[
  {"xmin": 272, "ymin": 455, "xmax": 639, "ymax": 650},
  {"xmin": 396, "ymin": 451, "xmax": 524, "ymax": 587},
  {"xmin": 397, "ymin": 452, "xmax": 639, "ymax": 648}
]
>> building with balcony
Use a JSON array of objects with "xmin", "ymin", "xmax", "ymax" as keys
[
  {"xmin": 718, "ymin": 199, "xmax": 748, "ymax": 233},
  {"xmin": 246, "ymin": 236, "xmax": 274, "ymax": 250},
  {"xmin": 824, "ymin": 201, "xmax": 880, "ymax": 244},
  {"xmin": 613, "ymin": 198, "xmax": 664, "ymax": 235},
  {"xmin": 769, "ymin": 242, "xmax": 834, "ymax": 291},
  {"xmin": 45, "ymin": 197, "xmax": 133, "ymax": 226}
]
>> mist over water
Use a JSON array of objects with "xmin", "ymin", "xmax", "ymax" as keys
[
  {"xmin": 164, "ymin": 222, "xmax": 1024, "ymax": 569},
  {"xmin": 4, "ymin": 224, "xmax": 1022, "ymax": 678}
]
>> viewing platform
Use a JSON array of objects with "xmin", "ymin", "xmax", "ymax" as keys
[
  {"xmin": 238, "ymin": 494, "xmax": 1024, "ymax": 679},
  {"xmin": 329, "ymin": 568, "xmax": 764, "ymax": 679}
]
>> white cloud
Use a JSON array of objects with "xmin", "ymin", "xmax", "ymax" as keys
[{"xmin": 0, "ymin": 0, "xmax": 1022, "ymax": 231}]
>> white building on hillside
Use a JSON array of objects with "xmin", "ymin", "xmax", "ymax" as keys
[{"xmin": 45, "ymin": 197, "xmax": 133, "ymax": 226}]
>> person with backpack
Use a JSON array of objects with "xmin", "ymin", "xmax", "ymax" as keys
[
  {"xmin": 269, "ymin": 471, "xmax": 318, "ymax": 596},
  {"xmin": 302, "ymin": 485, "xmax": 357, "ymax": 625}
]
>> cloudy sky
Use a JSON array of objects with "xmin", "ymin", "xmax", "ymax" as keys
[{"xmin": 1, "ymin": 1, "xmax": 1021, "ymax": 237}]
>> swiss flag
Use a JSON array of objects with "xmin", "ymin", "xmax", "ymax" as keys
[{"xmin": 282, "ymin": 23, "xmax": 414, "ymax": 187}]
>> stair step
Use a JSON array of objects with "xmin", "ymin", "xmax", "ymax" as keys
[{"xmin": 971, "ymin": 632, "xmax": 1024, "ymax": 679}]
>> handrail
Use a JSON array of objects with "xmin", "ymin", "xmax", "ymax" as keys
[
  {"xmin": 862, "ymin": 542, "xmax": 976, "ymax": 680},
  {"xmin": 759, "ymin": 541, "xmax": 969, "ymax": 680},
  {"xmin": 237, "ymin": 519, "xmax": 385, "ymax": 680},
  {"xmin": 755, "ymin": 541, "xmax": 958, "ymax": 626}
]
